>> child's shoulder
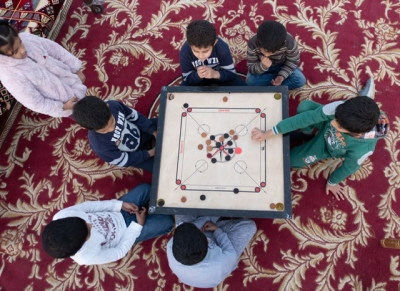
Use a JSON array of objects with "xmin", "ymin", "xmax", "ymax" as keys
[{"xmin": 214, "ymin": 37, "xmax": 231, "ymax": 53}]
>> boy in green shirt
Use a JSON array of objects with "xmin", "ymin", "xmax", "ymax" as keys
[{"xmin": 251, "ymin": 79, "xmax": 389, "ymax": 200}]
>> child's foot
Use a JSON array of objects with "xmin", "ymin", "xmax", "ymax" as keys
[
  {"xmin": 83, "ymin": 0, "xmax": 104, "ymax": 13},
  {"xmin": 358, "ymin": 78, "xmax": 375, "ymax": 98}
]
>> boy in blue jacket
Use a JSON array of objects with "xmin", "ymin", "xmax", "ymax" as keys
[
  {"xmin": 73, "ymin": 96, "xmax": 157, "ymax": 172},
  {"xmin": 180, "ymin": 20, "xmax": 247, "ymax": 86}
]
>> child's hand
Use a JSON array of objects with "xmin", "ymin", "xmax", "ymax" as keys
[
  {"xmin": 122, "ymin": 202, "xmax": 139, "ymax": 214},
  {"xmin": 63, "ymin": 97, "xmax": 78, "ymax": 110},
  {"xmin": 201, "ymin": 221, "xmax": 218, "ymax": 232},
  {"xmin": 135, "ymin": 207, "xmax": 147, "ymax": 226},
  {"xmin": 325, "ymin": 183, "xmax": 346, "ymax": 201},
  {"xmin": 271, "ymin": 76, "xmax": 284, "ymax": 86},
  {"xmin": 251, "ymin": 128, "xmax": 273, "ymax": 141},
  {"xmin": 197, "ymin": 66, "xmax": 219, "ymax": 79},
  {"xmin": 260, "ymin": 56, "xmax": 272, "ymax": 70},
  {"xmin": 76, "ymin": 69, "xmax": 86, "ymax": 83},
  {"xmin": 148, "ymin": 147, "xmax": 156, "ymax": 157},
  {"xmin": 153, "ymin": 131, "xmax": 157, "ymax": 138}
]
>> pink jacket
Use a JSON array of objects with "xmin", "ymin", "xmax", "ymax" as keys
[{"xmin": 0, "ymin": 33, "xmax": 87, "ymax": 117}]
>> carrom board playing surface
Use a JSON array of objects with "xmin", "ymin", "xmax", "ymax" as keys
[{"xmin": 149, "ymin": 86, "xmax": 291, "ymax": 219}]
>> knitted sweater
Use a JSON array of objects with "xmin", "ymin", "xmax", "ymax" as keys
[
  {"xmin": 246, "ymin": 33, "xmax": 300, "ymax": 78},
  {"xmin": 0, "ymin": 33, "xmax": 86, "ymax": 117}
]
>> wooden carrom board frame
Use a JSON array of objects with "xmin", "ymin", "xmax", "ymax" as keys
[{"xmin": 149, "ymin": 86, "xmax": 291, "ymax": 219}]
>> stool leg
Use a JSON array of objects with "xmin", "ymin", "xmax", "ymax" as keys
[{"xmin": 381, "ymin": 239, "xmax": 400, "ymax": 249}]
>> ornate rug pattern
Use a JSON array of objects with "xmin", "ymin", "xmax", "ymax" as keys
[{"xmin": 1, "ymin": 0, "xmax": 400, "ymax": 290}]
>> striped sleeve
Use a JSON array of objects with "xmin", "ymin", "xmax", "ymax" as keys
[
  {"xmin": 277, "ymin": 34, "xmax": 300, "ymax": 79},
  {"xmin": 246, "ymin": 36, "xmax": 268, "ymax": 75}
]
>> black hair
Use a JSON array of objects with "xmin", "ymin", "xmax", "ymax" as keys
[
  {"xmin": 73, "ymin": 96, "xmax": 111, "ymax": 131},
  {"xmin": 0, "ymin": 20, "xmax": 19, "ymax": 55},
  {"xmin": 256, "ymin": 20, "xmax": 287, "ymax": 53},
  {"xmin": 335, "ymin": 96, "xmax": 380, "ymax": 134},
  {"xmin": 172, "ymin": 223, "xmax": 208, "ymax": 265},
  {"xmin": 186, "ymin": 20, "xmax": 217, "ymax": 48},
  {"xmin": 42, "ymin": 217, "xmax": 88, "ymax": 258}
]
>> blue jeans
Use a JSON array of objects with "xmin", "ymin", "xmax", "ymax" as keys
[
  {"xmin": 246, "ymin": 65, "xmax": 306, "ymax": 90},
  {"xmin": 180, "ymin": 74, "xmax": 247, "ymax": 86},
  {"xmin": 119, "ymin": 184, "xmax": 174, "ymax": 243}
]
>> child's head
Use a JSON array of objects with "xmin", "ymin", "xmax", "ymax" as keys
[
  {"xmin": 334, "ymin": 96, "xmax": 380, "ymax": 134},
  {"xmin": 172, "ymin": 222, "xmax": 208, "ymax": 265},
  {"xmin": 256, "ymin": 20, "xmax": 287, "ymax": 55},
  {"xmin": 42, "ymin": 217, "xmax": 89, "ymax": 258},
  {"xmin": 186, "ymin": 20, "xmax": 217, "ymax": 61},
  {"xmin": 73, "ymin": 96, "xmax": 115, "ymax": 133},
  {"xmin": 0, "ymin": 20, "xmax": 26, "ymax": 59}
]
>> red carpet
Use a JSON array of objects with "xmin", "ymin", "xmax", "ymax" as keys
[{"xmin": 1, "ymin": 0, "xmax": 400, "ymax": 290}]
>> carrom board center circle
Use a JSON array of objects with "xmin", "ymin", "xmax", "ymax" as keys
[{"xmin": 206, "ymin": 133, "xmax": 238, "ymax": 163}]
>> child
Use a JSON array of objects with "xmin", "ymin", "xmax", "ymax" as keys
[
  {"xmin": 167, "ymin": 216, "xmax": 256, "ymax": 288},
  {"xmin": 0, "ymin": 20, "xmax": 86, "ymax": 117},
  {"xmin": 180, "ymin": 20, "xmax": 247, "ymax": 86},
  {"xmin": 251, "ymin": 79, "xmax": 389, "ymax": 200},
  {"xmin": 73, "ymin": 96, "xmax": 157, "ymax": 172},
  {"xmin": 246, "ymin": 20, "xmax": 306, "ymax": 90},
  {"xmin": 42, "ymin": 183, "xmax": 174, "ymax": 265}
]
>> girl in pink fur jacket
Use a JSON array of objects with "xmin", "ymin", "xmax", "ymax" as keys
[{"xmin": 0, "ymin": 20, "xmax": 87, "ymax": 118}]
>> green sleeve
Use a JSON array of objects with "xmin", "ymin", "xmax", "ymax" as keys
[
  {"xmin": 328, "ymin": 158, "xmax": 361, "ymax": 185},
  {"xmin": 275, "ymin": 110, "xmax": 326, "ymax": 134},
  {"xmin": 274, "ymin": 102, "xmax": 333, "ymax": 134}
]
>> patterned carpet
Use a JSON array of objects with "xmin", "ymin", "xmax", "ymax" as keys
[{"xmin": 1, "ymin": 0, "xmax": 400, "ymax": 290}]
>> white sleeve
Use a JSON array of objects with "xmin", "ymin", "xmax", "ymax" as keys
[
  {"xmin": 74, "ymin": 223, "xmax": 143, "ymax": 265},
  {"xmin": 54, "ymin": 200, "xmax": 123, "ymax": 220}
]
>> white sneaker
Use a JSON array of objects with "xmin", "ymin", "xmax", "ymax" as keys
[{"xmin": 358, "ymin": 78, "xmax": 375, "ymax": 98}]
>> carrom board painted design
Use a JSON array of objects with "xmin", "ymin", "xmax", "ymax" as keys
[{"xmin": 150, "ymin": 86, "xmax": 291, "ymax": 218}]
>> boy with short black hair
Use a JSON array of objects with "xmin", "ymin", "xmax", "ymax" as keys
[
  {"xmin": 246, "ymin": 20, "xmax": 306, "ymax": 89},
  {"xmin": 180, "ymin": 20, "xmax": 247, "ymax": 86},
  {"xmin": 251, "ymin": 79, "xmax": 389, "ymax": 200},
  {"xmin": 167, "ymin": 216, "xmax": 256, "ymax": 288},
  {"xmin": 42, "ymin": 184, "xmax": 174, "ymax": 265},
  {"xmin": 73, "ymin": 96, "xmax": 157, "ymax": 172}
]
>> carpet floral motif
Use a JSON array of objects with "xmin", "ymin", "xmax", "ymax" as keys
[{"xmin": 0, "ymin": 0, "xmax": 399, "ymax": 290}]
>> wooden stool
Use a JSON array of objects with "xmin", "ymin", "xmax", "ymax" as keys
[{"xmin": 381, "ymin": 239, "xmax": 400, "ymax": 249}]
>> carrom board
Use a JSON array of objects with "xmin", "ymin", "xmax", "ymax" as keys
[{"xmin": 149, "ymin": 86, "xmax": 291, "ymax": 219}]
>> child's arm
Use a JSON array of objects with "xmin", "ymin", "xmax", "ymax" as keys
[
  {"xmin": 1, "ymin": 75, "xmax": 72, "ymax": 118},
  {"xmin": 80, "ymin": 222, "xmax": 142, "ymax": 265},
  {"xmin": 97, "ymin": 146, "xmax": 153, "ymax": 168},
  {"xmin": 251, "ymin": 128, "xmax": 274, "ymax": 141},
  {"xmin": 276, "ymin": 34, "xmax": 300, "ymax": 80},
  {"xmin": 212, "ymin": 228, "xmax": 238, "ymax": 272},
  {"xmin": 326, "ymin": 150, "xmax": 374, "ymax": 200},
  {"xmin": 213, "ymin": 39, "xmax": 237, "ymax": 82},
  {"xmin": 55, "ymin": 199, "xmax": 123, "ymax": 216},
  {"xmin": 246, "ymin": 36, "xmax": 269, "ymax": 75},
  {"xmin": 180, "ymin": 43, "xmax": 203, "ymax": 85},
  {"xmin": 202, "ymin": 221, "xmax": 237, "ymax": 272}
]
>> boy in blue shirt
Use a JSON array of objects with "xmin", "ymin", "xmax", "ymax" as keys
[
  {"xmin": 73, "ymin": 96, "xmax": 157, "ymax": 172},
  {"xmin": 180, "ymin": 20, "xmax": 247, "ymax": 86}
]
